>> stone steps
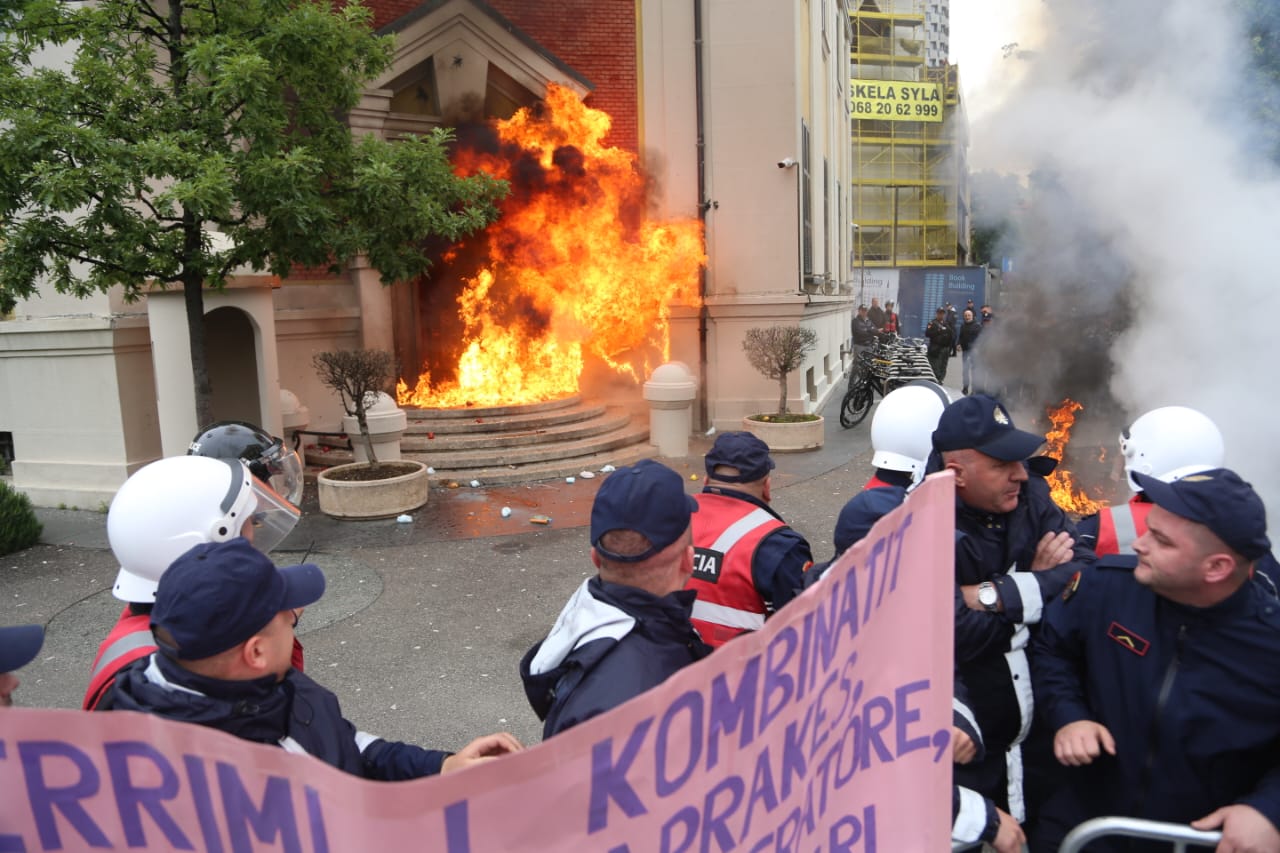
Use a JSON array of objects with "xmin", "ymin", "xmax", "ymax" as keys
[{"xmin": 303, "ymin": 396, "xmax": 654, "ymax": 486}]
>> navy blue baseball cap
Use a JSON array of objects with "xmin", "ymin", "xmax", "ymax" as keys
[
  {"xmin": 932, "ymin": 394, "xmax": 1045, "ymax": 462},
  {"xmin": 591, "ymin": 460, "xmax": 698, "ymax": 563},
  {"xmin": 0, "ymin": 624, "xmax": 44, "ymax": 672},
  {"xmin": 834, "ymin": 487, "xmax": 907, "ymax": 555},
  {"xmin": 1133, "ymin": 468, "xmax": 1271, "ymax": 561},
  {"xmin": 705, "ymin": 431, "xmax": 776, "ymax": 483},
  {"xmin": 152, "ymin": 538, "xmax": 325, "ymax": 660}
]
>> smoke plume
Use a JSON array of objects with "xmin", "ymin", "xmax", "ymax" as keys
[{"xmin": 968, "ymin": 0, "xmax": 1280, "ymax": 515}]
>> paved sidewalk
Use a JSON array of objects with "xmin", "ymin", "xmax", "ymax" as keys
[{"xmin": 1, "ymin": 388, "xmax": 878, "ymax": 751}]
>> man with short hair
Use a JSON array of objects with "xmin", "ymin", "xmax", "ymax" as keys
[
  {"xmin": 1, "ymin": 623, "xmax": 44, "ymax": 707},
  {"xmin": 867, "ymin": 296, "xmax": 886, "ymax": 329},
  {"xmin": 926, "ymin": 307, "xmax": 955, "ymax": 382},
  {"xmin": 521, "ymin": 460, "xmax": 711, "ymax": 738},
  {"xmin": 1032, "ymin": 469, "xmax": 1280, "ymax": 852},
  {"xmin": 933, "ymin": 394, "xmax": 1095, "ymax": 830},
  {"xmin": 685, "ymin": 432, "xmax": 813, "ymax": 646},
  {"xmin": 851, "ymin": 304, "xmax": 877, "ymax": 358},
  {"xmin": 109, "ymin": 538, "xmax": 520, "ymax": 777},
  {"xmin": 957, "ymin": 308, "xmax": 983, "ymax": 395}
]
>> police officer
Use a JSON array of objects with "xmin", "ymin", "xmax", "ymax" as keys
[
  {"xmin": 932, "ymin": 394, "xmax": 1096, "ymax": 828},
  {"xmin": 84, "ymin": 455, "xmax": 301, "ymax": 710},
  {"xmin": 866, "ymin": 381, "xmax": 953, "ymax": 490},
  {"xmin": 189, "ymin": 420, "xmax": 305, "ymax": 505},
  {"xmin": 684, "ymin": 432, "xmax": 813, "ymax": 647},
  {"xmin": 521, "ymin": 460, "xmax": 710, "ymax": 738},
  {"xmin": 1076, "ymin": 405, "xmax": 1224, "ymax": 557},
  {"xmin": 1031, "ymin": 469, "xmax": 1280, "ymax": 852}
]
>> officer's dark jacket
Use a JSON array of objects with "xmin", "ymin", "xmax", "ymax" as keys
[
  {"xmin": 954, "ymin": 474, "xmax": 1094, "ymax": 751},
  {"xmin": 109, "ymin": 653, "xmax": 449, "ymax": 779},
  {"xmin": 1032, "ymin": 559, "xmax": 1280, "ymax": 836},
  {"xmin": 521, "ymin": 577, "xmax": 710, "ymax": 739}
]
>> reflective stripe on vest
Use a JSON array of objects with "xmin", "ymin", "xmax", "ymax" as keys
[
  {"xmin": 1096, "ymin": 498, "xmax": 1152, "ymax": 556},
  {"xmin": 1110, "ymin": 504, "xmax": 1139, "ymax": 555},
  {"xmin": 691, "ymin": 599, "xmax": 767, "ymax": 632},
  {"xmin": 89, "ymin": 629, "xmax": 154, "ymax": 680},
  {"xmin": 707, "ymin": 507, "xmax": 776, "ymax": 554}
]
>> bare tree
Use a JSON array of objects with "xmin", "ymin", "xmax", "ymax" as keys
[
  {"xmin": 743, "ymin": 325, "xmax": 819, "ymax": 416},
  {"xmin": 313, "ymin": 349, "xmax": 397, "ymax": 472}
]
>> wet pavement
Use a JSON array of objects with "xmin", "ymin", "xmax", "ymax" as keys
[{"xmin": 0, "ymin": 382, "xmax": 908, "ymax": 751}]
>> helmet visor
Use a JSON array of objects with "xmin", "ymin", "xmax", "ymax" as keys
[
  {"xmin": 246, "ymin": 478, "xmax": 301, "ymax": 553},
  {"xmin": 264, "ymin": 445, "xmax": 305, "ymax": 505}
]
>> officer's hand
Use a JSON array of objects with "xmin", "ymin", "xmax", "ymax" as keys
[
  {"xmin": 441, "ymin": 732, "xmax": 524, "ymax": 773},
  {"xmin": 952, "ymin": 726, "xmax": 977, "ymax": 764},
  {"xmin": 1032, "ymin": 531, "xmax": 1075, "ymax": 571},
  {"xmin": 1192, "ymin": 803, "xmax": 1280, "ymax": 852},
  {"xmin": 1053, "ymin": 720, "xmax": 1115, "ymax": 766},
  {"xmin": 992, "ymin": 808, "xmax": 1026, "ymax": 853}
]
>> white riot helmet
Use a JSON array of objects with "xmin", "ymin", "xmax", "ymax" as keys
[
  {"xmin": 107, "ymin": 456, "xmax": 301, "ymax": 603},
  {"xmin": 1120, "ymin": 406, "xmax": 1225, "ymax": 492},
  {"xmin": 871, "ymin": 381, "xmax": 954, "ymax": 484}
]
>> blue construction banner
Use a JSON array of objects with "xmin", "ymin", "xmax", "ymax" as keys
[{"xmin": 897, "ymin": 268, "xmax": 986, "ymax": 337}]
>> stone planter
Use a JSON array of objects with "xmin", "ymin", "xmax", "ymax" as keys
[
  {"xmin": 741, "ymin": 415, "xmax": 825, "ymax": 451},
  {"xmin": 317, "ymin": 460, "xmax": 430, "ymax": 519},
  {"xmin": 342, "ymin": 392, "xmax": 407, "ymax": 463}
]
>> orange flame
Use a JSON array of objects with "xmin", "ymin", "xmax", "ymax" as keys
[
  {"xmin": 1045, "ymin": 399, "xmax": 1108, "ymax": 515},
  {"xmin": 396, "ymin": 85, "xmax": 705, "ymax": 408}
]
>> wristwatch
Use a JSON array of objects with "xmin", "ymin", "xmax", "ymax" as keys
[{"xmin": 977, "ymin": 581, "xmax": 1000, "ymax": 612}]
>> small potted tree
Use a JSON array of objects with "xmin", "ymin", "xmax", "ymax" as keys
[
  {"xmin": 741, "ymin": 325, "xmax": 825, "ymax": 450},
  {"xmin": 313, "ymin": 349, "xmax": 430, "ymax": 518}
]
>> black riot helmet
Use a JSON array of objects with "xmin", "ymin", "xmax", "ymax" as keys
[{"xmin": 188, "ymin": 421, "xmax": 304, "ymax": 505}]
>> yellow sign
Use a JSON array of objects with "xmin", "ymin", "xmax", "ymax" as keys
[{"xmin": 851, "ymin": 80, "xmax": 942, "ymax": 122}]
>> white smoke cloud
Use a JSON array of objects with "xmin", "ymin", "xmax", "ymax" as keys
[{"xmin": 966, "ymin": 0, "xmax": 1280, "ymax": 517}]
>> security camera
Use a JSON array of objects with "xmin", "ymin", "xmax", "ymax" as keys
[{"xmin": 777, "ymin": 157, "xmax": 797, "ymax": 169}]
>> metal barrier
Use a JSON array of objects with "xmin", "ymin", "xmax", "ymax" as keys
[
  {"xmin": 1059, "ymin": 816, "xmax": 1222, "ymax": 852},
  {"xmin": 951, "ymin": 815, "xmax": 1222, "ymax": 852}
]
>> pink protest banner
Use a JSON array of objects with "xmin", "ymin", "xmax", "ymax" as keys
[{"xmin": 0, "ymin": 473, "xmax": 956, "ymax": 852}]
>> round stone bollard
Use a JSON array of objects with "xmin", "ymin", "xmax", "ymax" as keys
[
  {"xmin": 280, "ymin": 388, "xmax": 310, "ymax": 448},
  {"xmin": 643, "ymin": 362, "xmax": 698, "ymax": 458}
]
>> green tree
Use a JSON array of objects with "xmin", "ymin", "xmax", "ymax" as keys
[{"xmin": 0, "ymin": 0, "xmax": 507, "ymax": 426}]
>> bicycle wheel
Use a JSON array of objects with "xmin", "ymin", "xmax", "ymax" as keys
[{"xmin": 840, "ymin": 384, "xmax": 874, "ymax": 428}]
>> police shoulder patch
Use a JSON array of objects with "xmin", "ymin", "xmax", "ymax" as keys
[{"xmin": 1061, "ymin": 570, "xmax": 1081, "ymax": 602}]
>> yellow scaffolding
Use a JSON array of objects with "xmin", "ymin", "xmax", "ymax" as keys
[{"xmin": 850, "ymin": 2, "xmax": 968, "ymax": 267}]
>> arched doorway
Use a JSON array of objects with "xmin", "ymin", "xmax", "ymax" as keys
[{"xmin": 205, "ymin": 306, "xmax": 262, "ymax": 425}]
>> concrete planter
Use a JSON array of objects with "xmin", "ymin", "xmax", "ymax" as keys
[
  {"xmin": 741, "ymin": 415, "xmax": 825, "ymax": 451},
  {"xmin": 317, "ymin": 460, "xmax": 430, "ymax": 520}
]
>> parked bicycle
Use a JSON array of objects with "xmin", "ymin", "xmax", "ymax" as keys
[{"xmin": 839, "ymin": 337, "xmax": 936, "ymax": 428}]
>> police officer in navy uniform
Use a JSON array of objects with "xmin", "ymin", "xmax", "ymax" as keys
[
  {"xmin": 932, "ymin": 394, "xmax": 1096, "ymax": 832},
  {"xmin": 522, "ymin": 460, "xmax": 710, "ymax": 737},
  {"xmin": 684, "ymin": 432, "xmax": 813, "ymax": 647},
  {"xmin": 1031, "ymin": 469, "xmax": 1280, "ymax": 852}
]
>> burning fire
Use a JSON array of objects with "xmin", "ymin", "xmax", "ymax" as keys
[
  {"xmin": 396, "ymin": 85, "xmax": 705, "ymax": 408},
  {"xmin": 1044, "ymin": 398, "xmax": 1108, "ymax": 516}
]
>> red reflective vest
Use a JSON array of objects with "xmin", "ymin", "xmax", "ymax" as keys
[
  {"xmin": 1095, "ymin": 496, "xmax": 1153, "ymax": 556},
  {"xmin": 686, "ymin": 493, "xmax": 785, "ymax": 647},
  {"xmin": 83, "ymin": 606, "xmax": 307, "ymax": 710},
  {"xmin": 83, "ymin": 606, "xmax": 153, "ymax": 710},
  {"xmin": 864, "ymin": 473, "xmax": 899, "ymax": 491}
]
